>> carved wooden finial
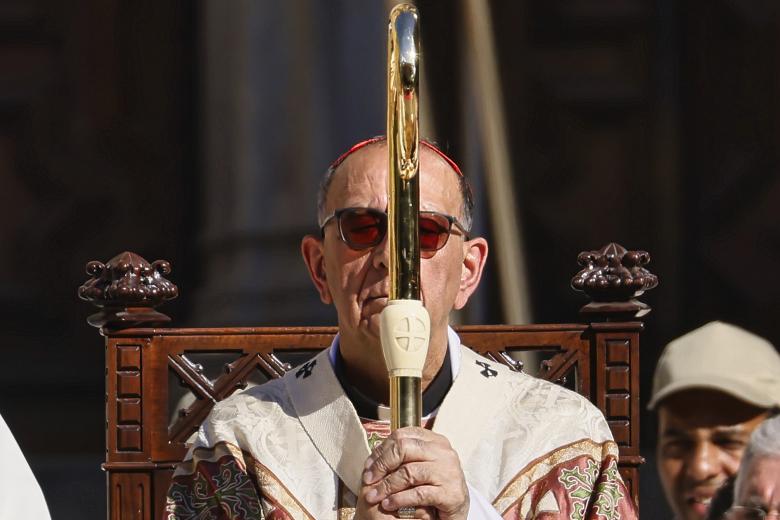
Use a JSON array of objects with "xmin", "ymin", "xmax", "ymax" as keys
[
  {"xmin": 571, "ymin": 243, "xmax": 658, "ymax": 319},
  {"xmin": 78, "ymin": 251, "xmax": 178, "ymax": 331}
]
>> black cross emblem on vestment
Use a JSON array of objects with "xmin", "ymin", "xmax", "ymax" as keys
[
  {"xmin": 476, "ymin": 361, "xmax": 498, "ymax": 378},
  {"xmin": 296, "ymin": 359, "xmax": 317, "ymax": 379}
]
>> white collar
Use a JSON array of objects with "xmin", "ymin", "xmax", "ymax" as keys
[
  {"xmin": 327, "ymin": 325, "xmax": 462, "ymax": 379},
  {"xmin": 327, "ymin": 325, "xmax": 462, "ymax": 422}
]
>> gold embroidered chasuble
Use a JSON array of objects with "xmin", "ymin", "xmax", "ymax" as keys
[{"xmin": 166, "ymin": 345, "xmax": 638, "ymax": 519}]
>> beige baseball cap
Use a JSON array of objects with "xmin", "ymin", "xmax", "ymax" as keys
[{"xmin": 648, "ymin": 321, "xmax": 780, "ymax": 410}]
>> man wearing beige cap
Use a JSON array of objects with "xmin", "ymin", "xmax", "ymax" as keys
[{"xmin": 649, "ymin": 321, "xmax": 780, "ymax": 520}]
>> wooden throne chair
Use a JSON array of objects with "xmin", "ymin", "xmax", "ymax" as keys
[{"xmin": 79, "ymin": 242, "xmax": 657, "ymax": 520}]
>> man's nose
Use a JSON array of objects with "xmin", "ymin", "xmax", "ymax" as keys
[
  {"xmin": 685, "ymin": 441, "xmax": 720, "ymax": 482},
  {"xmin": 371, "ymin": 230, "xmax": 390, "ymax": 271}
]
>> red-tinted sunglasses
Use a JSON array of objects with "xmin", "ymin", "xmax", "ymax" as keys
[{"xmin": 320, "ymin": 207, "xmax": 469, "ymax": 255}]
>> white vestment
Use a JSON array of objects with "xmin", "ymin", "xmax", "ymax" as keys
[
  {"xmin": 167, "ymin": 335, "xmax": 637, "ymax": 519},
  {"xmin": 0, "ymin": 413, "xmax": 51, "ymax": 520}
]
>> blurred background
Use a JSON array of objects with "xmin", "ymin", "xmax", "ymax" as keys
[{"xmin": 1, "ymin": 0, "xmax": 778, "ymax": 517}]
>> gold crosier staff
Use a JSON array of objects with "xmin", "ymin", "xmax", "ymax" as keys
[{"xmin": 379, "ymin": 4, "xmax": 430, "ymax": 432}]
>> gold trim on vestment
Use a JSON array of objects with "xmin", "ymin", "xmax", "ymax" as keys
[
  {"xmin": 252, "ymin": 458, "xmax": 316, "ymax": 520},
  {"xmin": 491, "ymin": 438, "xmax": 619, "ymax": 516},
  {"xmin": 173, "ymin": 441, "xmax": 246, "ymax": 476}
]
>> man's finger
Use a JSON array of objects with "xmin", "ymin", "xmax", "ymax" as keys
[
  {"xmin": 364, "ymin": 462, "xmax": 434, "ymax": 504},
  {"xmin": 363, "ymin": 436, "xmax": 430, "ymax": 484},
  {"xmin": 363, "ymin": 427, "xmax": 432, "ymax": 469},
  {"xmin": 382, "ymin": 485, "xmax": 469, "ymax": 518},
  {"xmin": 379, "ymin": 485, "xmax": 441, "ymax": 511}
]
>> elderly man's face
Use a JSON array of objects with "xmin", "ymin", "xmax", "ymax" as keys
[
  {"xmin": 302, "ymin": 143, "xmax": 486, "ymax": 371},
  {"xmin": 657, "ymin": 390, "xmax": 768, "ymax": 520},
  {"xmin": 731, "ymin": 455, "xmax": 780, "ymax": 519}
]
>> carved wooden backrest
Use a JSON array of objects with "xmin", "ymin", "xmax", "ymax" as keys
[{"xmin": 80, "ymin": 243, "xmax": 657, "ymax": 520}]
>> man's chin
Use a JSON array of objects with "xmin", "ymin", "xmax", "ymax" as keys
[
  {"xmin": 356, "ymin": 315, "xmax": 382, "ymax": 342},
  {"xmin": 365, "ymin": 318, "xmax": 382, "ymax": 341},
  {"xmin": 360, "ymin": 312, "xmax": 380, "ymax": 341},
  {"xmin": 679, "ymin": 500, "xmax": 711, "ymax": 520}
]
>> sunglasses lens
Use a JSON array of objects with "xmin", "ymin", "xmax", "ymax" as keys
[
  {"xmin": 340, "ymin": 210, "xmax": 384, "ymax": 248},
  {"xmin": 419, "ymin": 214, "xmax": 450, "ymax": 251},
  {"xmin": 333, "ymin": 209, "xmax": 457, "ymax": 253}
]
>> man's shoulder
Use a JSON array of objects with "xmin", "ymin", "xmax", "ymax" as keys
[
  {"xmin": 192, "ymin": 373, "xmax": 299, "ymax": 449},
  {"xmin": 461, "ymin": 346, "xmax": 611, "ymax": 438},
  {"xmin": 207, "ymin": 376, "xmax": 289, "ymax": 421}
]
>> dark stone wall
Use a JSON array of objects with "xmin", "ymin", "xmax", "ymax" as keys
[{"xmin": 0, "ymin": 2, "xmax": 198, "ymax": 517}]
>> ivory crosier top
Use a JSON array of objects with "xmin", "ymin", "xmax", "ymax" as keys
[{"xmin": 166, "ymin": 328, "xmax": 638, "ymax": 519}]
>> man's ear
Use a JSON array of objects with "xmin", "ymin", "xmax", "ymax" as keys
[
  {"xmin": 454, "ymin": 237, "xmax": 488, "ymax": 310},
  {"xmin": 301, "ymin": 235, "xmax": 333, "ymax": 304}
]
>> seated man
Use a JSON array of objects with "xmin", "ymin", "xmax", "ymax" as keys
[
  {"xmin": 650, "ymin": 321, "xmax": 780, "ymax": 520},
  {"xmin": 725, "ymin": 415, "xmax": 780, "ymax": 519},
  {"xmin": 166, "ymin": 137, "xmax": 637, "ymax": 519}
]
